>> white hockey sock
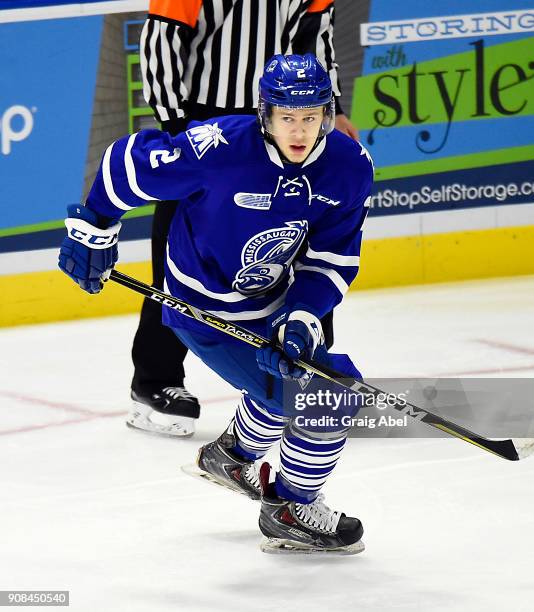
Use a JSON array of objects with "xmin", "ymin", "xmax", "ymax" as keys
[
  {"xmin": 233, "ymin": 394, "xmax": 287, "ymax": 460},
  {"xmin": 276, "ymin": 421, "xmax": 347, "ymax": 503}
]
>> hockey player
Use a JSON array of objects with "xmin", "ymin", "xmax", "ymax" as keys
[{"xmin": 58, "ymin": 54, "xmax": 373, "ymax": 554}]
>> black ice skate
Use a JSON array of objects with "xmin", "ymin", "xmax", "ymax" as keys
[
  {"xmin": 182, "ymin": 425, "xmax": 261, "ymax": 500},
  {"xmin": 258, "ymin": 463, "xmax": 364, "ymax": 555},
  {"xmin": 127, "ymin": 385, "xmax": 200, "ymax": 438}
]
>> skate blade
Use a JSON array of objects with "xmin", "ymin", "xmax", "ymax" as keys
[
  {"xmin": 260, "ymin": 537, "xmax": 365, "ymax": 556},
  {"xmin": 126, "ymin": 416, "xmax": 195, "ymax": 438},
  {"xmin": 126, "ymin": 401, "xmax": 196, "ymax": 438},
  {"xmin": 181, "ymin": 464, "xmax": 248, "ymax": 496}
]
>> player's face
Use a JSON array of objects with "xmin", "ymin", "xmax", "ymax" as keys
[{"xmin": 270, "ymin": 106, "xmax": 323, "ymax": 162}]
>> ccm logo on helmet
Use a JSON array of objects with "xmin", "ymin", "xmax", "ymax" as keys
[{"xmin": 290, "ymin": 90, "xmax": 315, "ymax": 95}]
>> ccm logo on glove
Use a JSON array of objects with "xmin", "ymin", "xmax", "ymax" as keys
[{"xmin": 65, "ymin": 217, "xmax": 121, "ymax": 249}]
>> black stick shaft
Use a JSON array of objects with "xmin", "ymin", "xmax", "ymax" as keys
[{"xmin": 108, "ymin": 269, "xmax": 520, "ymax": 461}]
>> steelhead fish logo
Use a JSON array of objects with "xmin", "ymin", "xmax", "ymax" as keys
[{"xmin": 232, "ymin": 221, "xmax": 308, "ymax": 295}]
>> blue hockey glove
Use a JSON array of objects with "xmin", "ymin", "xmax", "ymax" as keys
[
  {"xmin": 257, "ymin": 306, "xmax": 324, "ymax": 380},
  {"xmin": 58, "ymin": 204, "xmax": 121, "ymax": 294}
]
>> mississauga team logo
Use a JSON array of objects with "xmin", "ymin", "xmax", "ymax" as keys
[
  {"xmin": 186, "ymin": 123, "xmax": 229, "ymax": 159},
  {"xmin": 233, "ymin": 221, "xmax": 308, "ymax": 295}
]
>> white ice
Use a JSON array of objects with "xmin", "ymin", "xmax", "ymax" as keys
[{"xmin": 1, "ymin": 275, "xmax": 534, "ymax": 612}]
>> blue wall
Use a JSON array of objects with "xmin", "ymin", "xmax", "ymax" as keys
[{"xmin": 0, "ymin": 17, "xmax": 103, "ymax": 230}]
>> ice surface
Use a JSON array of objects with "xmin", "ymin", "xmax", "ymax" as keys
[{"xmin": 1, "ymin": 276, "xmax": 533, "ymax": 611}]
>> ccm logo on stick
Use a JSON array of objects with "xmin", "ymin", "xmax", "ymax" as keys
[
  {"xmin": 151, "ymin": 293, "xmax": 188, "ymax": 314},
  {"xmin": 0, "ymin": 105, "xmax": 35, "ymax": 155}
]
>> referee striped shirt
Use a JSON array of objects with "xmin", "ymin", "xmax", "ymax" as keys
[{"xmin": 140, "ymin": 0, "xmax": 342, "ymax": 124}]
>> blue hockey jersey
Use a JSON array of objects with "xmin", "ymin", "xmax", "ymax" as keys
[{"xmin": 86, "ymin": 115, "xmax": 374, "ymax": 332}]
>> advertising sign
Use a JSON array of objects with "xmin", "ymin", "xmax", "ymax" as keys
[
  {"xmin": 352, "ymin": 0, "xmax": 534, "ymax": 218},
  {"xmin": 0, "ymin": 18, "xmax": 102, "ymax": 230}
]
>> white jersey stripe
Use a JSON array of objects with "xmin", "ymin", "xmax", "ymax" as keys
[
  {"xmin": 172, "ymin": 28, "xmax": 189, "ymax": 103},
  {"xmin": 251, "ymin": 1, "xmax": 267, "ymax": 108},
  {"xmin": 286, "ymin": 0, "xmax": 302, "ymax": 49},
  {"xmin": 184, "ymin": 6, "xmax": 206, "ymax": 96},
  {"xmin": 273, "ymin": 1, "xmax": 283, "ymax": 56},
  {"xmin": 198, "ymin": 2, "xmax": 224, "ymax": 104},
  {"xmin": 159, "ymin": 22, "xmax": 181, "ymax": 114},
  {"xmin": 167, "ymin": 246, "xmax": 295, "ymax": 306},
  {"xmin": 125, "ymin": 134, "xmax": 159, "ymax": 202},
  {"xmin": 208, "ymin": 291, "xmax": 289, "ymax": 321},
  {"xmin": 163, "ymin": 277, "xmax": 289, "ymax": 322},
  {"xmin": 302, "ymin": 138, "xmax": 326, "ymax": 167},
  {"xmin": 148, "ymin": 21, "xmax": 169, "ymax": 122},
  {"xmin": 325, "ymin": 15, "xmax": 341, "ymax": 96},
  {"xmin": 139, "ymin": 21, "xmax": 152, "ymax": 114},
  {"xmin": 215, "ymin": 10, "xmax": 234, "ymax": 107},
  {"xmin": 264, "ymin": 141, "xmax": 284, "ymax": 168},
  {"xmin": 314, "ymin": 12, "xmax": 328, "ymax": 70},
  {"xmin": 294, "ymin": 262, "xmax": 349, "ymax": 295},
  {"xmin": 234, "ymin": 1, "xmax": 251, "ymax": 108},
  {"xmin": 102, "ymin": 143, "xmax": 135, "ymax": 211},
  {"xmin": 305, "ymin": 247, "xmax": 360, "ymax": 267},
  {"xmin": 167, "ymin": 247, "xmax": 249, "ymax": 302}
]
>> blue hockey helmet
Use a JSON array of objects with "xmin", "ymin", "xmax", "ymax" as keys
[{"xmin": 258, "ymin": 53, "xmax": 335, "ymax": 138}]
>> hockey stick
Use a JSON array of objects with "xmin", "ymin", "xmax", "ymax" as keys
[{"xmin": 108, "ymin": 269, "xmax": 533, "ymax": 461}]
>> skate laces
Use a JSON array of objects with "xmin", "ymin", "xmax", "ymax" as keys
[
  {"xmin": 295, "ymin": 494, "xmax": 341, "ymax": 533},
  {"xmin": 162, "ymin": 386, "xmax": 196, "ymax": 401},
  {"xmin": 243, "ymin": 462, "xmax": 261, "ymax": 490}
]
